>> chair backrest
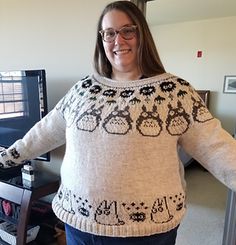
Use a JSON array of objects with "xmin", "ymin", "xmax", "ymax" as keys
[{"xmin": 196, "ymin": 90, "xmax": 210, "ymax": 108}]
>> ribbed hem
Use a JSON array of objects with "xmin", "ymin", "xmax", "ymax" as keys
[{"xmin": 52, "ymin": 198, "xmax": 185, "ymax": 238}]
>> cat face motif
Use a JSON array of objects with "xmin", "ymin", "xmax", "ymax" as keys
[
  {"xmin": 89, "ymin": 85, "xmax": 102, "ymax": 94},
  {"xmin": 140, "ymin": 85, "xmax": 156, "ymax": 96},
  {"xmin": 191, "ymin": 96, "xmax": 213, "ymax": 123},
  {"xmin": 150, "ymin": 197, "xmax": 173, "ymax": 224},
  {"xmin": 81, "ymin": 79, "xmax": 92, "ymax": 89},
  {"xmin": 120, "ymin": 89, "xmax": 134, "ymax": 98},
  {"xmin": 169, "ymin": 193, "xmax": 185, "ymax": 211},
  {"xmin": 76, "ymin": 104, "xmax": 104, "ymax": 132},
  {"xmin": 76, "ymin": 197, "xmax": 92, "ymax": 217},
  {"xmin": 136, "ymin": 105, "xmax": 163, "ymax": 137},
  {"xmin": 166, "ymin": 101, "xmax": 190, "ymax": 136},
  {"xmin": 102, "ymin": 106, "xmax": 132, "ymax": 135},
  {"xmin": 103, "ymin": 89, "xmax": 117, "ymax": 97},
  {"xmin": 160, "ymin": 81, "xmax": 176, "ymax": 93},
  {"xmin": 95, "ymin": 200, "xmax": 124, "ymax": 226},
  {"xmin": 122, "ymin": 202, "xmax": 148, "ymax": 223}
]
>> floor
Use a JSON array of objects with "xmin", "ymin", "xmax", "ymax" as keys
[{"xmin": 176, "ymin": 162, "xmax": 228, "ymax": 245}]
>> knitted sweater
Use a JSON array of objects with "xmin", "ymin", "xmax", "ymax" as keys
[{"xmin": 1, "ymin": 73, "xmax": 236, "ymax": 237}]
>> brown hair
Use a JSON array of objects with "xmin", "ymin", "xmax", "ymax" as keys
[{"xmin": 93, "ymin": 1, "xmax": 166, "ymax": 78}]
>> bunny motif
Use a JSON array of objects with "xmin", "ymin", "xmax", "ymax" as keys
[
  {"xmin": 150, "ymin": 197, "xmax": 173, "ymax": 224},
  {"xmin": 94, "ymin": 200, "xmax": 124, "ymax": 226}
]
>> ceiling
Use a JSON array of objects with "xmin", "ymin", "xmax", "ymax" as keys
[{"xmin": 146, "ymin": 0, "xmax": 236, "ymax": 25}]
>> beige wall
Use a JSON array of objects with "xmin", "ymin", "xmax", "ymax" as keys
[
  {"xmin": 0, "ymin": 0, "xmax": 112, "ymax": 107},
  {"xmin": 150, "ymin": 16, "xmax": 236, "ymax": 134}
]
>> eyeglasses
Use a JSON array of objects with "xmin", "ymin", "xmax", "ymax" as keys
[{"xmin": 99, "ymin": 25, "xmax": 137, "ymax": 43}]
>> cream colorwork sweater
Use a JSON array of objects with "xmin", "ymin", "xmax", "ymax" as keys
[{"xmin": 1, "ymin": 73, "xmax": 236, "ymax": 237}]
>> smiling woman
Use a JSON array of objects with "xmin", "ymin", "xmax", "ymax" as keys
[
  {"xmin": 1, "ymin": 1, "xmax": 236, "ymax": 245},
  {"xmin": 100, "ymin": 10, "xmax": 140, "ymax": 80},
  {"xmin": 99, "ymin": 25, "xmax": 137, "ymax": 43}
]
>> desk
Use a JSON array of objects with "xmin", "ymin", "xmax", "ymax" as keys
[{"xmin": 0, "ymin": 171, "xmax": 60, "ymax": 245}]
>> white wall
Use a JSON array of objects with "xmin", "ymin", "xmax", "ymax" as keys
[
  {"xmin": 0, "ymin": 0, "xmax": 112, "ymax": 106},
  {"xmin": 150, "ymin": 16, "xmax": 236, "ymax": 134}
]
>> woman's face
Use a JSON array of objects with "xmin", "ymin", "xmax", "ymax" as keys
[{"xmin": 101, "ymin": 10, "xmax": 139, "ymax": 76}]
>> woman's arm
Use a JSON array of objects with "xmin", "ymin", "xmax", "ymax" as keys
[
  {"xmin": 0, "ymin": 108, "xmax": 66, "ymax": 167},
  {"xmin": 179, "ymin": 116, "xmax": 236, "ymax": 191}
]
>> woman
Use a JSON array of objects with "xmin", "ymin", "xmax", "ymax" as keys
[
  {"xmin": 94, "ymin": 0, "xmax": 165, "ymax": 79},
  {"xmin": 1, "ymin": 1, "xmax": 236, "ymax": 245}
]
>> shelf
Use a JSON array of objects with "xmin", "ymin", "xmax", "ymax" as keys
[
  {"xmin": 0, "ymin": 166, "xmax": 23, "ymax": 181},
  {"xmin": 0, "ymin": 213, "xmax": 17, "ymax": 226},
  {"xmin": 0, "ymin": 172, "xmax": 60, "ymax": 245},
  {"xmin": 0, "ymin": 237, "xmax": 9, "ymax": 245}
]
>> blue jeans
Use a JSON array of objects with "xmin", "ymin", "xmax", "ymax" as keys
[{"xmin": 65, "ymin": 224, "xmax": 178, "ymax": 245}]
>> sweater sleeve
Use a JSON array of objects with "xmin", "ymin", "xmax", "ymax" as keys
[
  {"xmin": 0, "ymin": 107, "xmax": 66, "ymax": 168},
  {"xmin": 0, "ymin": 78, "xmax": 84, "ymax": 168},
  {"xmin": 179, "ymin": 112, "xmax": 236, "ymax": 191}
]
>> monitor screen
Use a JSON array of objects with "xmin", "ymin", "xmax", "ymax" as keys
[{"xmin": 0, "ymin": 69, "xmax": 50, "ymax": 161}]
